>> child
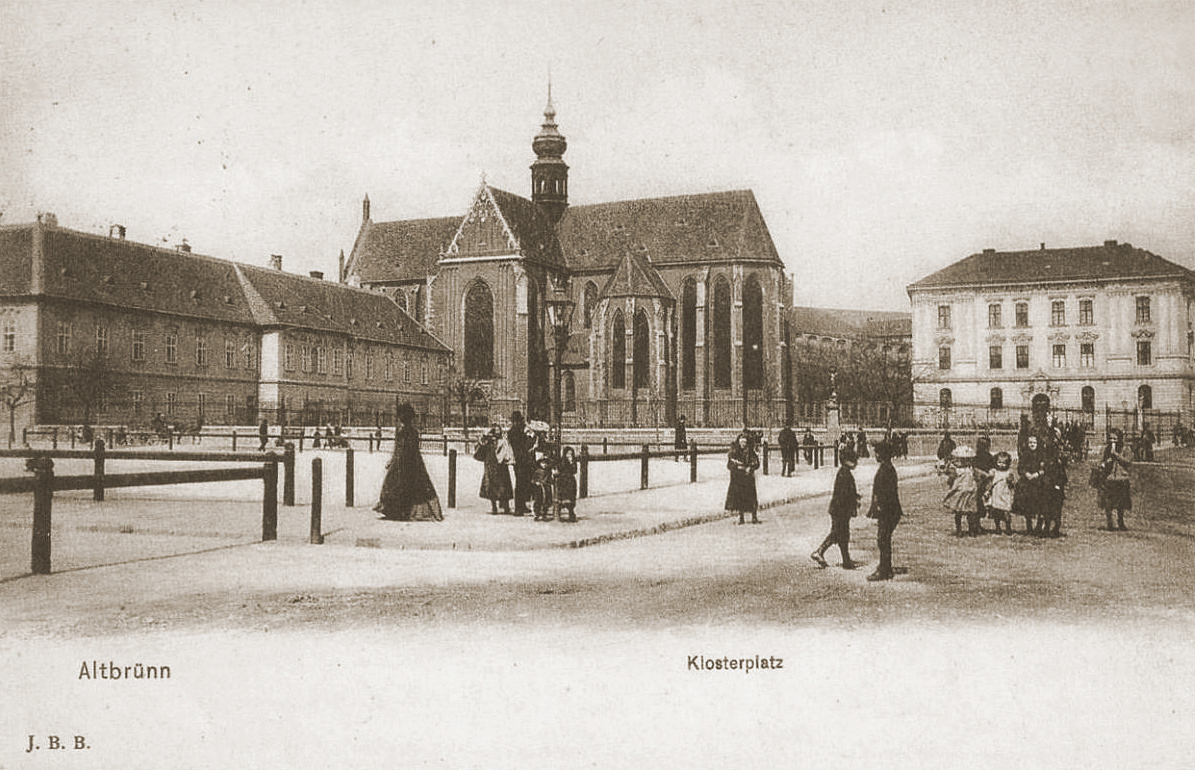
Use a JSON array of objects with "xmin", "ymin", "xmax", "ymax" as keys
[
  {"xmin": 531, "ymin": 455, "xmax": 555, "ymax": 521},
  {"xmin": 943, "ymin": 445, "xmax": 980, "ymax": 536},
  {"xmin": 554, "ymin": 446, "xmax": 578, "ymax": 522},
  {"xmin": 811, "ymin": 446, "xmax": 859, "ymax": 569},
  {"xmin": 1015, "ymin": 435, "xmax": 1045, "ymax": 534},
  {"xmin": 986, "ymin": 451, "xmax": 1017, "ymax": 535}
]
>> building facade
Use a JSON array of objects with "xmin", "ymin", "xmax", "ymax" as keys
[
  {"xmin": 344, "ymin": 97, "xmax": 791, "ymax": 428},
  {"xmin": 907, "ymin": 241, "xmax": 1195, "ymax": 431},
  {"xmin": 0, "ymin": 216, "xmax": 451, "ymax": 432}
]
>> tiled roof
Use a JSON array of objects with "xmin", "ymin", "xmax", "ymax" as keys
[
  {"xmin": 908, "ymin": 241, "xmax": 1195, "ymax": 291},
  {"xmin": 347, "ymin": 188, "xmax": 783, "ymax": 284},
  {"xmin": 789, "ymin": 306, "xmax": 911, "ymax": 339},
  {"xmin": 559, "ymin": 189, "xmax": 783, "ymax": 271},
  {"xmin": 347, "ymin": 215, "xmax": 459, "ymax": 286},
  {"xmin": 484, "ymin": 186, "xmax": 566, "ymax": 270},
  {"xmin": 37, "ymin": 226, "xmax": 258, "ymax": 325},
  {"xmin": 0, "ymin": 226, "xmax": 34, "ymax": 296},
  {"xmin": 600, "ymin": 249, "xmax": 674, "ymax": 300},
  {"xmin": 235, "ymin": 264, "xmax": 449, "ymax": 351}
]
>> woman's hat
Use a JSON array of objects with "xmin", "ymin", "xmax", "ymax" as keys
[{"xmin": 528, "ymin": 420, "xmax": 550, "ymax": 433}]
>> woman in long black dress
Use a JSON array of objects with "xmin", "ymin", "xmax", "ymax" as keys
[
  {"xmin": 725, "ymin": 432, "xmax": 760, "ymax": 525},
  {"xmin": 374, "ymin": 403, "xmax": 443, "ymax": 521}
]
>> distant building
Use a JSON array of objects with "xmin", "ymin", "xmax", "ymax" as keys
[
  {"xmin": 0, "ymin": 217, "xmax": 451, "ymax": 431},
  {"xmin": 786, "ymin": 306, "xmax": 912, "ymax": 427},
  {"xmin": 907, "ymin": 240, "xmax": 1195, "ymax": 431},
  {"xmin": 345, "ymin": 96, "xmax": 791, "ymax": 428}
]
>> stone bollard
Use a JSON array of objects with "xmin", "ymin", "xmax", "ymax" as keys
[
  {"xmin": 345, "ymin": 447, "xmax": 355, "ymax": 508},
  {"xmin": 579, "ymin": 445, "xmax": 589, "ymax": 498},
  {"xmin": 641, "ymin": 444, "xmax": 649, "ymax": 490},
  {"xmin": 310, "ymin": 458, "xmax": 323, "ymax": 544},
  {"xmin": 283, "ymin": 442, "xmax": 296, "ymax": 506},
  {"xmin": 690, "ymin": 440, "xmax": 698, "ymax": 483},
  {"xmin": 93, "ymin": 439, "xmax": 106, "ymax": 502},
  {"xmin": 761, "ymin": 440, "xmax": 769, "ymax": 475},
  {"xmin": 29, "ymin": 456, "xmax": 54, "ymax": 575}
]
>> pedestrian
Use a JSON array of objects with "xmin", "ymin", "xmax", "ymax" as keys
[
  {"xmin": 1036, "ymin": 451, "xmax": 1067, "ymax": 538},
  {"xmin": 725, "ymin": 431, "xmax": 760, "ymax": 525},
  {"xmin": 811, "ymin": 445, "xmax": 859, "ymax": 569},
  {"xmin": 856, "ymin": 430, "xmax": 869, "ymax": 459},
  {"xmin": 554, "ymin": 446, "xmax": 578, "ymax": 522},
  {"xmin": 801, "ymin": 427, "xmax": 816, "ymax": 465},
  {"xmin": 507, "ymin": 411, "xmax": 534, "ymax": 516},
  {"xmin": 1098, "ymin": 429, "xmax": 1132, "ymax": 531},
  {"xmin": 374, "ymin": 402, "xmax": 443, "ymax": 521},
  {"xmin": 258, "ymin": 418, "xmax": 269, "ymax": 451},
  {"xmin": 1140, "ymin": 424, "xmax": 1155, "ymax": 462},
  {"xmin": 973, "ymin": 436, "xmax": 996, "ymax": 532},
  {"xmin": 1014, "ymin": 434, "xmax": 1046, "ymax": 534},
  {"xmin": 312, "ymin": 426, "xmax": 322, "ymax": 449},
  {"xmin": 674, "ymin": 415, "xmax": 688, "ymax": 461},
  {"xmin": 943, "ymin": 445, "xmax": 980, "ymax": 536},
  {"xmin": 474, "ymin": 426, "xmax": 513, "ymax": 514},
  {"xmin": 985, "ymin": 451, "xmax": 1017, "ymax": 535},
  {"xmin": 936, "ymin": 430, "xmax": 956, "ymax": 461},
  {"xmin": 778, "ymin": 423, "xmax": 798, "ymax": 476},
  {"xmin": 531, "ymin": 454, "xmax": 555, "ymax": 521},
  {"xmin": 866, "ymin": 439, "xmax": 903, "ymax": 581}
]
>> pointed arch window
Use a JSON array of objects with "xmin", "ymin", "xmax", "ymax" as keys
[
  {"xmin": 681, "ymin": 278, "xmax": 697, "ymax": 390},
  {"xmin": 743, "ymin": 274, "xmax": 764, "ymax": 390},
  {"xmin": 611, "ymin": 311, "xmax": 626, "ymax": 390},
  {"xmin": 562, "ymin": 370, "xmax": 576, "ymax": 412},
  {"xmin": 1081, "ymin": 386, "xmax": 1095, "ymax": 414},
  {"xmin": 711, "ymin": 276, "xmax": 732, "ymax": 389},
  {"xmin": 1138, "ymin": 384, "xmax": 1152, "ymax": 410},
  {"xmin": 464, "ymin": 280, "xmax": 494, "ymax": 379},
  {"xmin": 583, "ymin": 281, "xmax": 598, "ymax": 328},
  {"xmin": 414, "ymin": 285, "xmax": 425, "ymax": 325},
  {"xmin": 633, "ymin": 309, "xmax": 650, "ymax": 389}
]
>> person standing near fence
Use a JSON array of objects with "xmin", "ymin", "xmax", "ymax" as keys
[
  {"xmin": 474, "ymin": 426, "xmax": 513, "ymax": 515},
  {"xmin": 802, "ymin": 428, "xmax": 816, "ymax": 465},
  {"xmin": 674, "ymin": 415, "xmax": 687, "ymax": 460},
  {"xmin": 866, "ymin": 439, "xmax": 904, "ymax": 581},
  {"xmin": 258, "ymin": 418, "xmax": 269, "ymax": 451},
  {"xmin": 725, "ymin": 431, "xmax": 761, "ymax": 525},
  {"xmin": 374, "ymin": 402, "xmax": 443, "ymax": 522},
  {"xmin": 778, "ymin": 423, "xmax": 797, "ymax": 477},
  {"xmin": 507, "ymin": 411, "xmax": 534, "ymax": 516},
  {"xmin": 1098, "ymin": 429, "xmax": 1132, "ymax": 531}
]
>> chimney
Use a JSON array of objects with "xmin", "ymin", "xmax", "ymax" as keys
[
  {"xmin": 109, "ymin": 224, "xmax": 126, "ymax": 240},
  {"xmin": 38, "ymin": 212, "xmax": 58, "ymax": 227},
  {"xmin": 1104, "ymin": 240, "xmax": 1118, "ymax": 248},
  {"xmin": 1040, "ymin": 243, "xmax": 1045, "ymax": 250},
  {"xmin": 269, "ymin": 254, "xmax": 283, "ymax": 271},
  {"xmin": 362, "ymin": 194, "xmax": 371, "ymax": 223},
  {"xmin": 177, "ymin": 239, "xmax": 191, "ymax": 252},
  {"xmin": 338, "ymin": 250, "xmax": 345, "ymax": 283},
  {"xmin": 982, "ymin": 248, "xmax": 996, "ymax": 254},
  {"xmin": 309, "ymin": 270, "xmax": 324, "ymax": 280}
]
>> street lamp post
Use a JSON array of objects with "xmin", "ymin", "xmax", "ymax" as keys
[{"xmin": 544, "ymin": 281, "xmax": 575, "ymax": 454}]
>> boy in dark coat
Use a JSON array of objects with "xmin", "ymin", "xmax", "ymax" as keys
[
  {"xmin": 811, "ymin": 446, "xmax": 859, "ymax": 569},
  {"xmin": 866, "ymin": 440, "xmax": 904, "ymax": 580}
]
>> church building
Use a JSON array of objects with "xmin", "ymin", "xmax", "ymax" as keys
[{"xmin": 344, "ymin": 96, "xmax": 792, "ymax": 428}]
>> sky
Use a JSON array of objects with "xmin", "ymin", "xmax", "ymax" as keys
[{"xmin": 2, "ymin": 0, "xmax": 1194, "ymax": 311}]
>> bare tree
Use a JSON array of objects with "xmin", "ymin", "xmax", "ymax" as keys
[
  {"xmin": 0, "ymin": 359, "xmax": 34, "ymax": 447},
  {"xmin": 446, "ymin": 367, "xmax": 491, "ymax": 440},
  {"xmin": 56, "ymin": 350, "xmax": 120, "ymax": 429}
]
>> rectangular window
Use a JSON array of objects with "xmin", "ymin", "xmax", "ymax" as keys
[
  {"xmin": 1015, "ymin": 302, "xmax": 1029, "ymax": 328},
  {"xmin": 937, "ymin": 305, "xmax": 952, "ymax": 330},
  {"xmin": 165, "ymin": 332, "xmax": 178, "ymax": 364},
  {"xmin": 938, "ymin": 346, "xmax": 951, "ymax": 370},
  {"xmin": 1052, "ymin": 344, "xmax": 1066, "ymax": 368},
  {"xmin": 403, "ymin": 360, "xmax": 411, "ymax": 382},
  {"xmin": 1080, "ymin": 343, "xmax": 1095, "ymax": 368},
  {"xmin": 2, "ymin": 317, "xmax": 15, "ymax": 352},
  {"xmin": 132, "ymin": 391, "xmax": 143, "ymax": 417},
  {"xmin": 1051, "ymin": 300, "xmax": 1066, "ymax": 326},
  {"xmin": 225, "ymin": 340, "xmax": 236, "ymax": 368},
  {"xmin": 346, "ymin": 353, "xmax": 354, "ymax": 379},
  {"xmin": 1136, "ymin": 296, "xmax": 1151, "ymax": 324},
  {"xmin": 131, "ymin": 329, "xmax": 146, "ymax": 362},
  {"xmin": 226, "ymin": 394, "xmax": 236, "ymax": 417},
  {"xmin": 166, "ymin": 392, "xmax": 177, "ymax": 415},
  {"xmin": 989, "ymin": 346, "xmax": 1002, "ymax": 369},
  {"xmin": 317, "ymin": 347, "xmax": 327, "ymax": 375},
  {"xmin": 284, "ymin": 343, "xmax": 295, "ymax": 371},
  {"xmin": 95, "ymin": 325, "xmax": 109, "ymax": 356},
  {"xmin": 421, "ymin": 362, "xmax": 428, "ymax": 385},
  {"xmin": 301, "ymin": 346, "xmax": 312, "ymax": 373},
  {"xmin": 333, "ymin": 349, "xmax": 344, "ymax": 376},
  {"xmin": 56, "ymin": 322, "xmax": 71, "ymax": 355},
  {"xmin": 1016, "ymin": 344, "xmax": 1029, "ymax": 369},
  {"xmin": 195, "ymin": 334, "xmax": 207, "ymax": 367},
  {"xmin": 197, "ymin": 392, "xmax": 206, "ymax": 419},
  {"xmin": 365, "ymin": 354, "xmax": 374, "ymax": 380},
  {"xmin": 1137, "ymin": 340, "xmax": 1152, "ymax": 366},
  {"xmin": 987, "ymin": 304, "xmax": 1002, "ymax": 329},
  {"xmin": 384, "ymin": 355, "xmax": 393, "ymax": 381},
  {"xmin": 1079, "ymin": 298, "xmax": 1094, "ymax": 325}
]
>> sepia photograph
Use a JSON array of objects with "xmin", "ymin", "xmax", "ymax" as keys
[{"xmin": 2, "ymin": 1, "xmax": 1194, "ymax": 767}]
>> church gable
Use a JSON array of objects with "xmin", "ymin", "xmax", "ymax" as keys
[{"xmin": 443, "ymin": 185, "xmax": 521, "ymax": 260}]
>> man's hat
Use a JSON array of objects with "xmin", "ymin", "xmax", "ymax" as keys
[{"xmin": 839, "ymin": 446, "xmax": 858, "ymax": 464}]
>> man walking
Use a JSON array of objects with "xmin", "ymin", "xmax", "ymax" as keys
[
  {"xmin": 778, "ymin": 423, "xmax": 797, "ymax": 477},
  {"xmin": 866, "ymin": 439, "xmax": 903, "ymax": 581}
]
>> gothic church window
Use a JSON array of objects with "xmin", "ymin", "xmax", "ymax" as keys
[
  {"xmin": 611, "ymin": 311, "xmax": 626, "ymax": 390},
  {"xmin": 681, "ymin": 278, "xmax": 697, "ymax": 390},
  {"xmin": 464, "ymin": 280, "xmax": 494, "ymax": 379},
  {"xmin": 742, "ymin": 275, "xmax": 764, "ymax": 390},
  {"xmin": 583, "ymin": 281, "xmax": 598, "ymax": 328},
  {"xmin": 711, "ymin": 276, "xmax": 732, "ymax": 389},
  {"xmin": 633, "ymin": 309, "xmax": 650, "ymax": 389}
]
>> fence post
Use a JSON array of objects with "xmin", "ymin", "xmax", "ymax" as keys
[
  {"xmin": 21, "ymin": 428, "xmax": 27, "ymax": 446},
  {"xmin": 579, "ymin": 445, "xmax": 589, "ymax": 499},
  {"xmin": 106, "ymin": 428, "xmax": 114, "ymax": 447},
  {"xmin": 447, "ymin": 448, "xmax": 457, "ymax": 508},
  {"xmin": 310, "ymin": 458, "xmax": 323, "ymax": 544},
  {"xmin": 641, "ymin": 443, "xmax": 649, "ymax": 490},
  {"xmin": 168, "ymin": 429, "xmax": 174, "ymax": 450},
  {"xmin": 761, "ymin": 440, "xmax": 769, "ymax": 475},
  {"xmin": 93, "ymin": 439, "xmax": 106, "ymax": 502},
  {"xmin": 690, "ymin": 440, "xmax": 698, "ymax": 483},
  {"xmin": 30, "ymin": 456, "xmax": 54, "ymax": 575},
  {"xmin": 232, "ymin": 430, "xmax": 237, "ymax": 452},
  {"xmin": 603, "ymin": 437, "xmax": 608, "ymax": 455},
  {"xmin": 262, "ymin": 461, "xmax": 278, "ymax": 541},
  {"xmin": 813, "ymin": 445, "xmax": 820, "ymax": 470},
  {"xmin": 833, "ymin": 444, "xmax": 839, "ymax": 467},
  {"xmin": 443, "ymin": 433, "xmax": 449, "ymax": 456},
  {"xmin": 298, "ymin": 430, "xmax": 305, "ymax": 452},
  {"xmin": 345, "ymin": 447, "xmax": 355, "ymax": 507},
  {"xmin": 54, "ymin": 428, "xmax": 60, "ymax": 450},
  {"xmin": 283, "ymin": 442, "xmax": 296, "ymax": 506}
]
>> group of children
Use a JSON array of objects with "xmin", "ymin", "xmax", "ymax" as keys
[
  {"xmin": 473, "ymin": 424, "xmax": 578, "ymax": 522},
  {"xmin": 940, "ymin": 434, "xmax": 1068, "ymax": 538}
]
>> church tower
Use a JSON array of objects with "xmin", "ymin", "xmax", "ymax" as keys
[{"xmin": 530, "ymin": 87, "xmax": 569, "ymax": 225}]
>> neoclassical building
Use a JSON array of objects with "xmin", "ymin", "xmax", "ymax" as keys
[
  {"xmin": 908, "ymin": 241, "xmax": 1195, "ymax": 431},
  {"xmin": 345, "ymin": 97, "xmax": 791, "ymax": 427}
]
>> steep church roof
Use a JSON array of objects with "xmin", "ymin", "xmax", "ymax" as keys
[
  {"xmin": 600, "ymin": 248, "xmax": 673, "ymax": 300},
  {"xmin": 347, "ymin": 215, "xmax": 459, "ymax": 286},
  {"xmin": 908, "ymin": 241, "xmax": 1195, "ymax": 292},
  {"xmin": 441, "ymin": 185, "xmax": 566, "ymax": 270}
]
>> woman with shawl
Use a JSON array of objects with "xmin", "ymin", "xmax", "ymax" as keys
[
  {"xmin": 374, "ymin": 403, "xmax": 443, "ymax": 521},
  {"xmin": 725, "ymin": 431, "xmax": 761, "ymax": 525}
]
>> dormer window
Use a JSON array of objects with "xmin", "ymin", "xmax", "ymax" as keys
[
  {"xmin": 139, "ymin": 281, "xmax": 149, "ymax": 290},
  {"xmin": 707, "ymin": 237, "xmax": 720, "ymax": 248},
  {"xmin": 102, "ymin": 275, "xmax": 114, "ymax": 285},
  {"xmin": 189, "ymin": 289, "xmax": 200, "ymax": 300}
]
